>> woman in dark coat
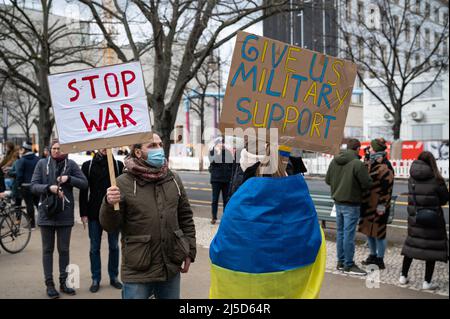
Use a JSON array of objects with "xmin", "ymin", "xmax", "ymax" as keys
[
  {"xmin": 31, "ymin": 139, "xmax": 88, "ymax": 298},
  {"xmin": 399, "ymin": 151, "xmax": 449, "ymax": 290},
  {"xmin": 359, "ymin": 138, "xmax": 394, "ymax": 270}
]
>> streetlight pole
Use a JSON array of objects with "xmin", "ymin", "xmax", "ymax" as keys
[{"xmin": 216, "ymin": 50, "xmax": 221, "ymax": 126}]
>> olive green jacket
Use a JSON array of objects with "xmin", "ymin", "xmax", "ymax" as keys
[{"xmin": 100, "ymin": 170, "xmax": 196, "ymax": 283}]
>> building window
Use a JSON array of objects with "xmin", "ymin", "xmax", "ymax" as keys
[
  {"xmin": 345, "ymin": 126, "xmax": 364, "ymax": 139},
  {"xmin": 416, "ymin": 0, "xmax": 421, "ymax": 14},
  {"xmin": 415, "ymin": 53, "xmax": 421, "ymax": 67},
  {"xmin": 357, "ymin": 1, "xmax": 364, "ymax": 24},
  {"xmin": 380, "ymin": 45, "xmax": 387, "ymax": 64},
  {"xmin": 424, "ymin": 28, "xmax": 430, "ymax": 49},
  {"xmin": 368, "ymin": 126, "xmax": 394, "ymax": 141},
  {"xmin": 434, "ymin": 32, "xmax": 441, "ymax": 49},
  {"xmin": 405, "ymin": 20, "xmax": 411, "ymax": 41},
  {"xmin": 358, "ymin": 37, "xmax": 364, "ymax": 60},
  {"xmin": 424, "ymin": 2, "xmax": 430, "ymax": 17},
  {"xmin": 434, "ymin": 7, "xmax": 440, "ymax": 23},
  {"xmin": 393, "ymin": 15, "xmax": 400, "ymax": 30},
  {"xmin": 415, "ymin": 25, "xmax": 421, "ymax": 48},
  {"xmin": 412, "ymin": 124, "xmax": 443, "ymax": 140},
  {"xmin": 346, "ymin": 0, "xmax": 352, "ymax": 22},
  {"xmin": 411, "ymin": 81, "xmax": 443, "ymax": 99}
]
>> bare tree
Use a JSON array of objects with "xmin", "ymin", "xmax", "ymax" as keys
[
  {"xmin": 1, "ymin": 79, "xmax": 38, "ymax": 140},
  {"xmin": 184, "ymin": 54, "xmax": 221, "ymax": 145},
  {"xmin": 0, "ymin": 0, "xmax": 99, "ymax": 154},
  {"xmin": 340, "ymin": 0, "xmax": 449, "ymax": 139},
  {"xmin": 79, "ymin": 0, "xmax": 308, "ymax": 157}
]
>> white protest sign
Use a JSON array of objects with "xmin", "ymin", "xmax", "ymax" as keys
[{"xmin": 48, "ymin": 61, "xmax": 152, "ymax": 153}]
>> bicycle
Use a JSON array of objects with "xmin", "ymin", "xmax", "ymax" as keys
[{"xmin": 0, "ymin": 191, "xmax": 32, "ymax": 254}]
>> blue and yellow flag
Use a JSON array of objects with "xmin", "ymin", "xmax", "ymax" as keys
[{"xmin": 209, "ymin": 174, "xmax": 326, "ymax": 299}]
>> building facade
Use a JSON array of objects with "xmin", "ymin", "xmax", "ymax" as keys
[{"xmin": 263, "ymin": 0, "xmax": 449, "ymax": 143}]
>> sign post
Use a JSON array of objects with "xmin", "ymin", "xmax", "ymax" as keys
[{"xmin": 48, "ymin": 61, "xmax": 153, "ymax": 211}]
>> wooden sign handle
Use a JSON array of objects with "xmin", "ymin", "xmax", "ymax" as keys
[{"xmin": 106, "ymin": 148, "xmax": 120, "ymax": 211}]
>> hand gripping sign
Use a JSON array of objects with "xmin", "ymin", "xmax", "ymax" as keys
[
  {"xmin": 48, "ymin": 61, "xmax": 152, "ymax": 210},
  {"xmin": 219, "ymin": 31, "xmax": 357, "ymax": 155}
]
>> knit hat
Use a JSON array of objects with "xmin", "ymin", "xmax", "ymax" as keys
[
  {"xmin": 21, "ymin": 141, "xmax": 33, "ymax": 151},
  {"xmin": 371, "ymin": 138, "xmax": 387, "ymax": 152}
]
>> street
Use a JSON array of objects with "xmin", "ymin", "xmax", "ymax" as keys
[{"xmin": 177, "ymin": 171, "xmax": 450, "ymax": 226}]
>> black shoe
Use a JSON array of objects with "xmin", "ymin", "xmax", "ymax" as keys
[
  {"xmin": 46, "ymin": 281, "xmax": 60, "ymax": 299},
  {"xmin": 211, "ymin": 218, "xmax": 217, "ymax": 225},
  {"xmin": 376, "ymin": 257, "xmax": 386, "ymax": 270},
  {"xmin": 336, "ymin": 261, "xmax": 344, "ymax": 271},
  {"xmin": 361, "ymin": 254, "xmax": 377, "ymax": 265},
  {"xmin": 60, "ymin": 282, "xmax": 76, "ymax": 295},
  {"xmin": 344, "ymin": 264, "xmax": 368, "ymax": 276},
  {"xmin": 110, "ymin": 279, "xmax": 123, "ymax": 290},
  {"xmin": 90, "ymin": 280, "xmax": 100, "ymax": 293}
]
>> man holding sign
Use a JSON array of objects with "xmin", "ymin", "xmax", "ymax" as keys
[{"xmin": 100, "ymin": 133, "xmax": 196, "ymax": 299}]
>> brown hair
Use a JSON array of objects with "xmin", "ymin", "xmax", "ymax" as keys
[
  {"xmin": 347, "ymin": 139, "xmax": 361, "ymax": 151},
  {"xmin": 418, "ymin": 151, "xmax": 445, "ymax": 184},
  {"xmin": 129, "ymin": 143, "xmax": 143, "ymax": 158}
]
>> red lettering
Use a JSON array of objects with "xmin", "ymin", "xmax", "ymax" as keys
[
  {"xmin": 121, "ymin": 70, "xmax": 136, "ymax": 97},
  {"xmin": 81, "ymin": 74, "xmax": 100, "ymax": 99},
  {"xmin": 103, "ymin": 107, "xmax": 122, "ymax": 131},
  {"xmin": 120, "ymin": 104, "xmax": 137, "ymax": 127},
  {"xmin": 80, "ymin": 110, "xmax": 103, "ymax": 132},
  {"xmin": 104, "ymin": 73, "xmax": 120, "ymax": 97},
  {"xmin": 68, "ymin": 79, "xmax": 80, "ymax": 102}
]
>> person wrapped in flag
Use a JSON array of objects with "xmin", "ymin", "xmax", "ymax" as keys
[{"xmin": 210, "ymin": 141, "xmax": 326, "ymax": 298}]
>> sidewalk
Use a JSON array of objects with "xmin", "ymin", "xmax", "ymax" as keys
[{"xmin": 0, "ymin": 208, "xmax": 447, "ymax": 299}]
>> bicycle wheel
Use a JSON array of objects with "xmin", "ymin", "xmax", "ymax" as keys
[{"xmin": 0, "ymin": 209, "xmax": 32, "ymax": 254}]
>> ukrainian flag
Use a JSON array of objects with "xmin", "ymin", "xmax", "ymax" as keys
[{"xmin": 209, "ymin": 174, "xmax": 326, "ymax": 299}]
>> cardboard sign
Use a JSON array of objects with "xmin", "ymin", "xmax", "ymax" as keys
[
  {"xmin": 48, "ymin": 61, "xmax": 152, "ymax": 153},
  {"xmin": 219, "ymin": 31, "xmax": 357, "ymax": 154}
]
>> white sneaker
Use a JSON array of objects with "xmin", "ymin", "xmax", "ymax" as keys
[
  {"xmin": 399, "ymin": 275, "xmax": 409, "ymax": 285},
  {"xmin": 422, "ymin": 281, "xmax": 438, "ymax": 290}
]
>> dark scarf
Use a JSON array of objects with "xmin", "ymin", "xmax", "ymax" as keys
[{"xmin": 124, "ymin": 156, "xmax": 168, "ymax": 183}]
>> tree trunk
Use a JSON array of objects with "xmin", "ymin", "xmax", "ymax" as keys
[
  {"xmin": 37, "ymin": 62, "xmax": 53, "ymax": 156},
  {"xmin": 392, "ymin": 110, "xmax": 402, "ymax": 140}
]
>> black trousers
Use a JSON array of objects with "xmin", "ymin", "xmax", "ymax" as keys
[
  {"xmin": 401, "ymin": 256, "xmax": 436, "ymax": 283},
  {"xmin": 40, "ymin": 226, "xmax": 72, "ymax": 285},
  {"xmin": 211, "ymin": 182, "xmax": 229, "ymax": 220}
]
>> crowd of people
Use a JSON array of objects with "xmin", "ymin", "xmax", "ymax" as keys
[
  {"xmin": 0, "ymin": 135, "xmax": 448, "ymax": 299},
  {"xmin": 325, "ymin": 138, "xmax": 449, "ymax": 290}
]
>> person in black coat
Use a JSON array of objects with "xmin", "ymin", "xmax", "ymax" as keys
[
  {"xmin": 15, "ymin": 141, "xmax": 40, "ymax": 228},
  {"xmin": 79, "ymin": 149, "xmax": 124, "ymax": 293},
  {"xmin": 31, "ymin": 139, "xmax": 88, "ymax": 298},
  {"xmin": 400, "ymin": 151, "xmax": 449, "ymax": 291},
  {"xmin": 208, "ymin": 138, "xmax": 234, "ymax": 224}
]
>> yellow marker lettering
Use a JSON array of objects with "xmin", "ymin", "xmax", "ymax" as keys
[
  {"xmin": 304, "ymin": 82, "xmax": 318, "ymax": 105},
  {"xmin": 334, "ymin": 89, "xmax": 350, "ymax": 113},
  {"xmin": 259, "ymin": 68, "xmax": 267, "ymax": 92},
  {"xmin": 327, "ymin": 60, "xmax": 343, "ymax": 86},
  {"xmin": 252, "ymin": 101, "xmax": 270, "ymax": 128},
  {"xmin": 285, "ymin": 47, "xmax": 301, "ymax": 73},
  {"xmin": 281, "ymin": 73, "xmax": 290, "ymax": 98},
  {"xmin": 310, "ymin": 112, "xmax": 324, "ymax": 137},
  {"xmin": 261, "ymin": 40, "xmax": 269, "ymax": 63},
  {"xmin": 282, "ymin": 106, "xmax": 300, "ymax": 132}
]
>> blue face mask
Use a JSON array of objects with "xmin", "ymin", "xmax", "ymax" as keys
[{"xmin": 145, "ymin": 149, "xmax": 165, "ymax": 168}]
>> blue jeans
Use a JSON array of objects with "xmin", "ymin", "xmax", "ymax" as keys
[
  {"xmin": 88, "ymin": 220, "xmax": 119, "ymax": 282},
  {"xmin": 367, "ymin": 237, "xmax": 386, "ymax": 258},
  {"xmin": 122, "ymin": 273, "xmax": 180, "ymax": 299},
  {"xmin": 335, "ymin": 204, "xmax": 360, "ymax": 268}
]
